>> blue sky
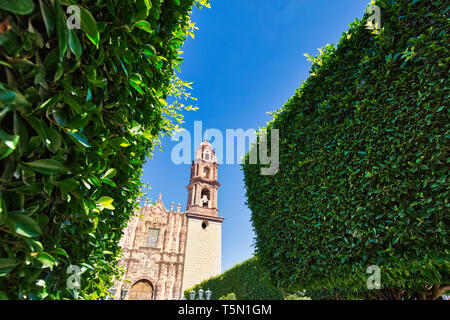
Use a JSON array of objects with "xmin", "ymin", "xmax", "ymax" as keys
[{"xmin": 142, "ymin": 0, "xmax": 370, "ymax": 272}]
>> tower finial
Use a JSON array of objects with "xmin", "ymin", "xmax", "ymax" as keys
[{"xmin": 158, "ymin": 193, "xmax": 162, "ymax": 201}]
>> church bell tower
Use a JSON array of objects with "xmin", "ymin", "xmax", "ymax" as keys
[
  {"xmin": 182, "ymin": 139, "xmax": 224, "ymax": 292},
  {"xmin": 186, "ymin": 139, "xmax": 220, "ymax": 216}
]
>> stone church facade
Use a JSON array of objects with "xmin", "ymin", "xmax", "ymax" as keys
[{"xmin": 110, "ymin": 140, "xmax": 224, "ymax": 300}]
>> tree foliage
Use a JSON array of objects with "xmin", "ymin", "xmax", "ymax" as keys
[
  {"xmin": 0, "ymin": 0, "xmax": 208, "ymax": 299},
  {"xmin": 184, "ymin": 257, "xmax": 284, "ymax": 300},
  {"xmin": 242, "ymin": 0, "xmax": 449, "ymax": 299},
  {"xmin": 218, "ymin": 292, "xmax": 237, "ymax": 300}
]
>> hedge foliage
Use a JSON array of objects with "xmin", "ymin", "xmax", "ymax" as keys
[
  {"xmin": 243, "ymin": 0, "xmax": 449, "ymax": 299},
  {"xmin": 0, "ymin": 0, "xmax": 208, "ymax": 299},
  {"xmin": 184, "ymin": 257, "xmax": 284, "ymax": 300}
]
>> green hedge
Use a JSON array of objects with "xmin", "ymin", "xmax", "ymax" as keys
[
  {"xmin": 184, "ymin": 257, "xmax": 284, "ymax": 300},
  {"xmin": 0, "ymin": 0, "xmax": 208, "ymax": 299},
  {"xmin": 242, "ymin": 0, "xmax": 449, "ymax": 299}
]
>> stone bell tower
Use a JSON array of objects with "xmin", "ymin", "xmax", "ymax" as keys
[
  {"xmin": 186, "ymin": 139, "xmax": 220, "ymax": 216},
  {"xmin": 182, "ymin": 139, "xmax": 224, "ymax": 292}
]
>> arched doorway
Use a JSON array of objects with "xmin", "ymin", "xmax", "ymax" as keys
[{"xmin": 128, "ymin": 280, "xmax": 153, "ymax": 300}]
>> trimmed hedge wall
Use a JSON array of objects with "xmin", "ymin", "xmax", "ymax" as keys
[
  {"xmin": 242, "ymin": 0, "xmax": 449, "ymax": 299},
  {"xmin": 0, "ymin": 0, "xmax": 208, "ymax": 299},
  {"xmin": 184, "ymin": 257, "xmax": 284, "ymax": 300}
]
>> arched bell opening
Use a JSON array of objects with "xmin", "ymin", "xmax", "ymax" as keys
[
  {"xmin": 203, "ymin": 167, "xmax": 210, "ymax": 179},
  {"xmin": 201, "ymin": 189, "xmax": 210, "ymax": 208}
]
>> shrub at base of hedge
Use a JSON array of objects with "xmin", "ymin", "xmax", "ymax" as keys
[
  {"xmin": 219, "ymin": 292, "xmax": 237, "ymax": 300},
  {"xmin": 184, "ymin": 257, "xmax": 284, "ymax": 300}
]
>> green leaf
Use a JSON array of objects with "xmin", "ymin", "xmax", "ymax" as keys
[
  {"xmin": 25, "ymin": 136, "xmax": 41, "ymax": 154},
  {"xmin": 36, "ymin": 252, "xmax": 57, "ymax": 269},
  {"xmin": 0, "ymin": 257, "xmax": 18, "ymax": 277},
  {"xmin": 81, "ymin": 262, "xmax": 94, "ymax": 271},
  {"xmin": 88, "ymin": 175, "xmax": 101, "ymax": 187},
  {"xmin": 0, "ymin": 129, "xmax": 19, "ymax": 160},
  {"xmin": 96, "ymin": 196, "xmax": 113, "ymax": 205},
  {"xmin": 129, "ymin": 80, "xmax": 144, "ymax": 94},
  {"xmin": 0, "ymin": 83, "xmax": 30, "ymax": 108},
  {"xmin": 101, "ymin": 178, "xmax": 117, "ymax": 188},
  {"xmin": 88, "ymin": 77, "xmax": 107, "ymax": 88},
  {"xmin": 69, "ymin": 29, "xmax": 82, "ymax": 59},
  {"xmin": 24, "ymin": 159, "xmax": 65, "ymax": 174},
  {"xmin": 26, "ymin": 239, "xmax": 44, "ymax": 252},
  {"xmin": 101, "ymin": 168, "xmax": 117, "ymax": 179},
  {"xmin": 96, "ymin": 196, "xmax": 115, "ymax": 210},
  {"xmin": 39, "ymin": 95, "xmax": 61, "ymax": 111},
  {"xmin": 109, "ymin": 137, "xmax": 131, "ymax": 149},
  {"xmin": 0, "ymin": 258, "xmax": 18, "ymax": 269},
  {"xmin": 47, "ymin": 127, "xmax": 62, "ymax": 154},
  {"xmin": 143, "ymin": 44, "xmax": 156, "ymax": 56},
  {"xmin": 39, "ymin": 0, "xmax": 55, "ymax": 37},
  {"xmin": 13, "ymin": 112, "xmax": 28, "ymax": 153},
  {"xmin": 135, "ymin": 20, "xmax": 153, "ymax": 33},
  {"xmin": 65, "ymin": 129, "xmax": 91, "ymax": 147},
  {"xmin": 0, "ymin": 197, "xmax": 6, "ymax": 226},
  {"xmin": 0, "ymin": 130, "xmax": 19, "ymax": 149},
  {"xmin": 47, "ymin": 128, "xmax": 61, "ymax": 153},
  {"xmin": 142, "ymin": 129, "xmax": 153, "ymax": 140},
  {"xmin": 0, "ymin": 0, "xmax": 34, "ymax": 14},
  {"xmin": 25, "ymin": 116, "xmax": 47, "ymax": 144},
  {"xmin": 80, "ymin": 6, "xmax": 99, "ymax": 46},
  {"xmin": 53, "ymin": 248, "xmax": 68, "ymax": 257},
  {"xmin": 57, "ymin": 178, "xmax": 79, "ymax": 192},
  {"xmin": 52, "ymin": 108, "xmax": 67, "ymax": 126},
  {"xmin": 63, "ymin": 95, "xmax": 82, "ymax": 113},
  {"xmin": 55, "ymin": 0, "xmax": 69, "ymax": 61},
  {"xmin": 8, "ymin": 213, "xmax": 42, "ymax": 238},
  {"xmin": 67, "ymin": 113, "xmax": 90, "ymax": 130},
  {"xmin": 159, "ymin": 98, "xmax": 168, "ymax": 106}
]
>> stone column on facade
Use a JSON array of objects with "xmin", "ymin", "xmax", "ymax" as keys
[
  {"xmin": 168, "ymin": 264, "xmax": 176, "ymax": 299},
  {"xmin": 176, "ymin": 263, "xmax": 184, "ymax": 298},
  {"xmin": 159, "ymin": 263, "xmax": 167, "ymax": 299},
  {"xmin": 166, "ymin": 214, "xmax": 172, "ymax": 252},
  {"xmin": 179, "ymin": 226, "xmax": 185, "ymax": 254},
  {"xmin": 209, "ymin": 188, "xmax": 214, "ymax": 209},
  {"xmin": 165, "ymin": 280, "xmax": 173, "ymax": 300},
  {"xmin": 196, "ymin": 183, "xmax": 202, "ymax": 205},
  {"xmin": 174, "ymin": 281, "xmax": 181, "ymax": 300},
  {"xmin": 173, "ymin": 214, "xmax": 180, "ymax": 254}
]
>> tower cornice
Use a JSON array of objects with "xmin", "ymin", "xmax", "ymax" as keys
[
  {"xmin": 185, "ymin": 212, "xmax": 224, "ymax": 223},
  {"xmin": 187, "ymin": 176, "xmax": 220, "ymax": 187}
]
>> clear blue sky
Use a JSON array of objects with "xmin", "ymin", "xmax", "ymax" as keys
[{"xmin": 141, "ymin": 0, "xmax": 370, "ymax": 272}]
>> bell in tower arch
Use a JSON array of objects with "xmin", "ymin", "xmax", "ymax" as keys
[{"xmin": 201, "ymin": 189, "xmax": 210, "ymax": 207}]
